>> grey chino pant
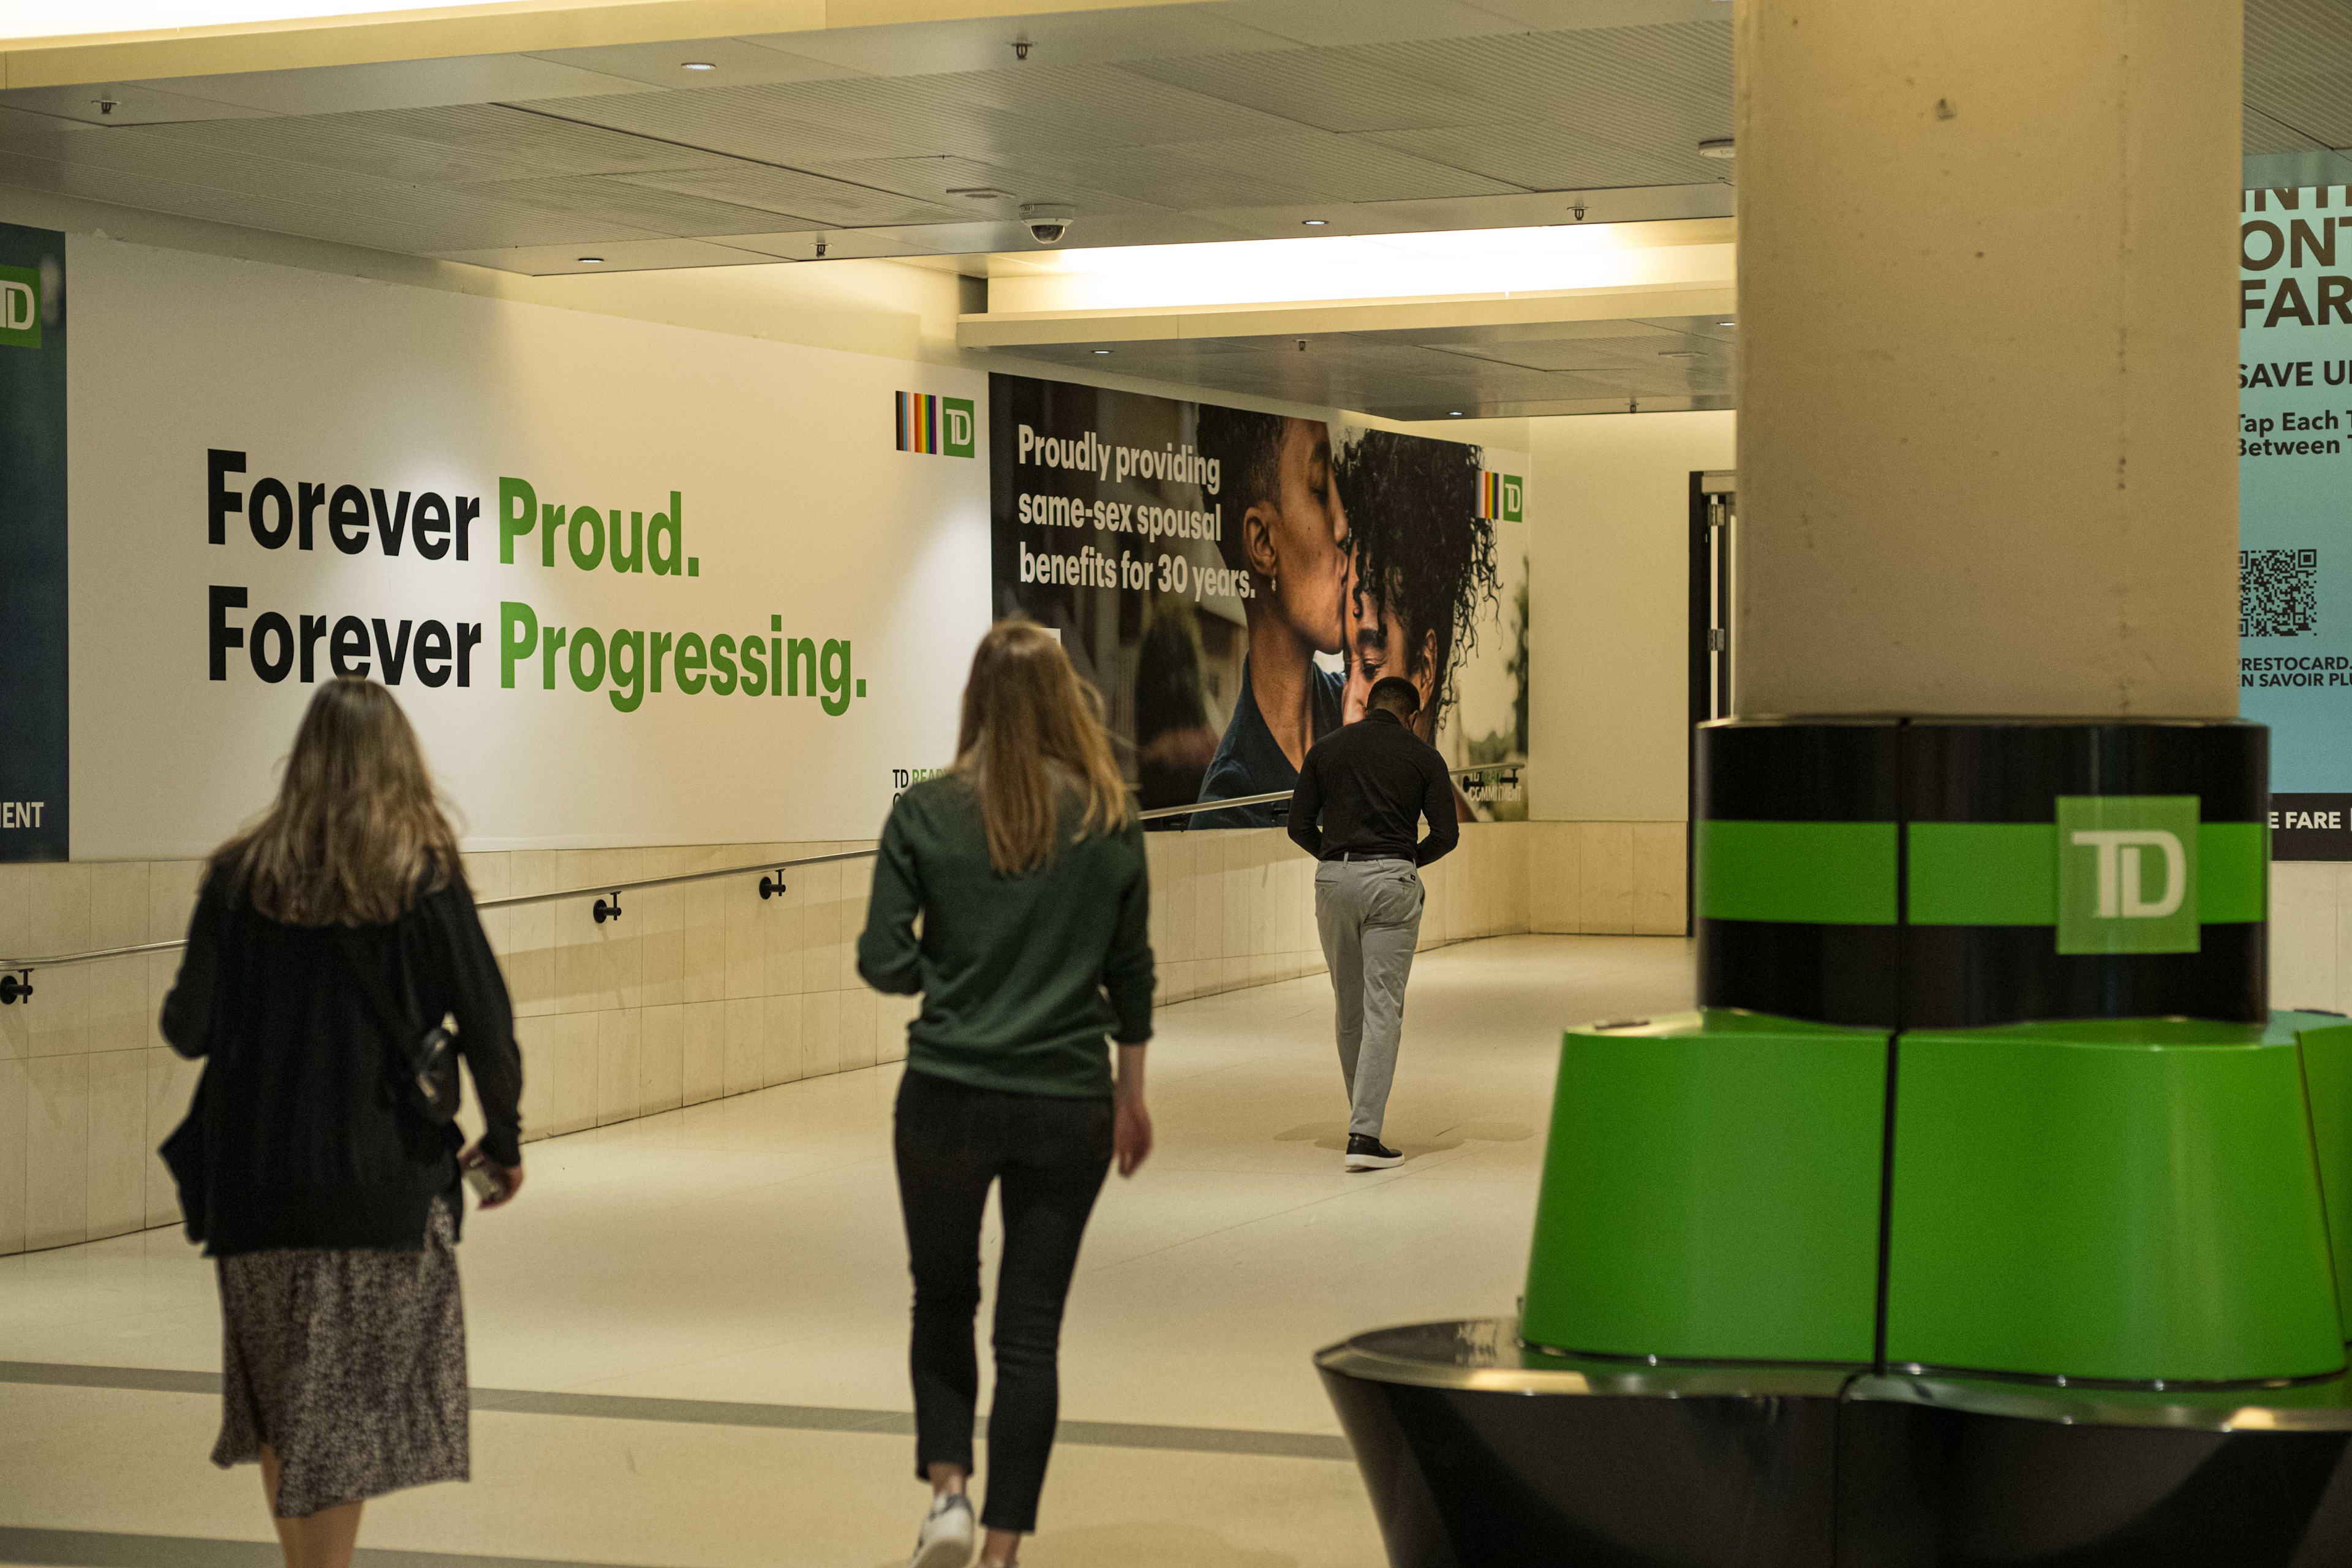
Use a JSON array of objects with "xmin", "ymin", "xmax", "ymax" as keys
[{"xmin": 1314, "ymin": 857, "xmax": 1425, "ymax": 1140}]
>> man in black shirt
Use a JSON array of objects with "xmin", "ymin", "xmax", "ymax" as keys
[{"xmin": 1286, "ymin": 676, "xmax": 1460, "ymax": 1169}]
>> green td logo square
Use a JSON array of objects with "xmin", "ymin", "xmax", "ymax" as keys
[
  {"xmin": 2055, "ymin": 795, "xmax": 2199, "ymax": 955},
  {"xmin": 0, "ymin": 263, "xmax": 39, "ymax": 350},
  {"xmin": 943, "ymin": 396, "xmax": 975, "ymax": 458}
]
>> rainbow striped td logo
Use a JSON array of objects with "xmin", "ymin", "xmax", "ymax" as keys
[
  {"xmin": 895, "ymin": 391, "xmax": 976, "ymax": 458},
  {"xmin": 1477, "ymin": 471, "xmax": 1523, "ymax": 522}
]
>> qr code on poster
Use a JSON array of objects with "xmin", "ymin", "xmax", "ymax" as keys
[{"xmin": 2242, "ymin": 548, "xmax": 2320, "ymax": 638}]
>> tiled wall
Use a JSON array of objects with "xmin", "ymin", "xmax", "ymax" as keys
[
  {"xmin": 1526, "ymin": 821, "xmax": 1690, "ymax": 937},
  {"xmin": 0, "ymin": 820, "xmax": 1542, "ymax": 1258}
]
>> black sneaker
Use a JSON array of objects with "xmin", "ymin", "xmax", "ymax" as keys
[{"xmin": 1345, "ymin": 1134, "xmax": 1404, "ymax": 1171}]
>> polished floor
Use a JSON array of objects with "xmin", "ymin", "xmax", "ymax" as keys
[{"xmin": 0, "ymin": 935, "xmax": 1692, "ymax": 1568}]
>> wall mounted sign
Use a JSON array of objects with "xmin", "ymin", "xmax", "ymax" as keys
[
  {"xmin": 0, "ymin": 221, "xmax": 66, "ymax": 862},
  {"xmin": 2241, "ymin": 184, "xmax": 2352, "ymax": 859},
  {"xmin": 987, "ymin": 372, "xmax": 1529, "ymax": 827}
]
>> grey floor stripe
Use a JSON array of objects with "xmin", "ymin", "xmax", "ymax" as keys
[
  {"xmin": 0, "ymin": 1362, "xmax": 1351, "ymax": 1463},
  {"xmin": 0, "ymin": 1525, "xmax": 647, "ymax": 1568}
]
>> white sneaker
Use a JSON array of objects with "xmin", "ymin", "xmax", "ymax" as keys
[{"xmin": 910, "ymin": 1492, "xmax": 975, "ymax": 1568}]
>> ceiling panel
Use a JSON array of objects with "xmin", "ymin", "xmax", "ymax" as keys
[
  {"xmin": 0, "ymin": 80, "xmax": 271, "ymax": 127},
  {"xmin": 1003, "ymin": 143, "xmax": 1338, "ymax": 208},
  {"xmin": 1368, "ymin": 118, "xmax": 1717, "ymax": 191},
  {"xmin": 520, "ymin": 37, "xmax": 865, "ymax": 91},
  {"xmin": 1167, "ymin": 130, "xmax": 1519, "ymax": 202},
  {"xmin": 133, "ymin": 54, "xmax": 656, "ymax": 116},
  {"xmin": 861, "ymin": 208, "xmax": 1264, "ymax": 254},
  {"xmin": 2248, "ymin": 0, "xmax": 2352, "ymax": 148},
  {"xmin": 795, "ymin": 153, "xmax": 1171, "ymax": 217},
  {"xmin": 132, "ymin": 114, "xmax": 554, "ymax": 186},
  {"xmin": 625, "ymin": 165, "xmax": 968, "ymax": 227},
  {"xmin": 429, "ymin": 238, "xmax": 783, "ymax": 275},
  {"xmin": 645, "ymin": 75, "xmax": 1144, "ymax": 159},
  {"xmin": 522, "ymin": 85, "xmax": 925, "ymax": 166},
  {"xmin": 1355, "ymin": 21, "xmax": 1732, "ymax": 151},
  {"xmin": 464, "ymin": 173, "xmax": 818, "ymax": 236},
  {"xmin": 1464, "ymin": 0, "xmax": 1732, "ymax": 26},
  {"xmin": 1116, "ymin": 47, "xmax": 1504, "ymax": 134},
  {"xmin": 916, "ymin": 61, "xmax": 1306, "ymax": 145},
  {"xmin": 0, "ymin": 124, "xmax": 448, "ymax": 203},
  {"xmin": 742, "ymin": 8, "xmax": 1295, "ymax": 77},
  {"xmin": 710, "ymin": 227, "xmax": 944, "ymax": 261},
  {"xmin": 328, "ymin": 104, "xmax": 745, "ymax": 175},
  {"xmin": 0, "ymin": 146, "xmax": 668, "ymax": 254},
  {"xmin": 1203, "ymin": 0, "xmax": 1532, "ymax": 47}
]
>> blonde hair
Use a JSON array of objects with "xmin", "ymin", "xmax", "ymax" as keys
[
  {"xmin": 213, "ymin": 679, "xmax": 464, "ymax": 926},
  {"xmin": 955, "ymin": 620, "xmax": 1132, "ymax": 873}
]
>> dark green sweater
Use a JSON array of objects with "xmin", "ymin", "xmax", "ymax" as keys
[{"xmin": 857, "ymin": 775, "xmax": 1153, "ymax": 1098}]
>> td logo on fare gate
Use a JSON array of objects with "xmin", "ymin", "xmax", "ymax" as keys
[
  {"xmin": 2056, "ymin": 796, "xmax": 2200, "ymax": 955},
  {"xmin": 0, "ymin": 263, "xmax": 39, "ymax": 349}
]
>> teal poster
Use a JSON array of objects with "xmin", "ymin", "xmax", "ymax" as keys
[
  {"xmin": 0, "ymin": 221, "xmax": 66, "ymax": 862},
  {"xmin": 2241, "ymin": 184, "xmax": 2352, "ymax": 859}
]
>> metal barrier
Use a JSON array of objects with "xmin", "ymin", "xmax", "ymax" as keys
[{"xmin": 0, "ymin": 763, "xmax": 1525, "ymax": 995}]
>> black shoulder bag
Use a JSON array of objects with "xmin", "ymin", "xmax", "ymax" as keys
[{"xmin": 334, "ymin": 928, "xmax": 462, "ymax": 1125}]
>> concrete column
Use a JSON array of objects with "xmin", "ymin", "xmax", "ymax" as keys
[{"xmin": 1733, "ymin": 0, "xmax": 2241, "ymax": 718}]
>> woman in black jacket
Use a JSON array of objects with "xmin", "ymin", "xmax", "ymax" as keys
[{"xmin": 161, "ymin": 678, "xmax": 523, "ymax": 1568}]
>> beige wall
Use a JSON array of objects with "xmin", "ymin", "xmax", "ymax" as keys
[
  {"xmin": 0, "ymin": 821, "xmax": 1538, "ymax": 1258},
  {"xmin": 1528, "ymin": 409, "xmax": 1733, "ymax": 825},
  {"xmin": 2269, "ymin": 862, "xmax": 2352, "ymax": 1015}
]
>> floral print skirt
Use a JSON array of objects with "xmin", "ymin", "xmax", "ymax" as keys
[{"xmin": 212, "ymin": 1198, "xmax": 469, "ymax": 1518}]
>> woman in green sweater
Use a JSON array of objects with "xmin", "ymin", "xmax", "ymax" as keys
[{"xmin": 858, "ymin": 619, "xmax": 1155, "ymax": 1568}]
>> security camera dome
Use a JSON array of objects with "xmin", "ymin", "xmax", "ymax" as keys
[{"xmin": 1020, "ymin": 203, "xmax": 1074, "ymax": 246}]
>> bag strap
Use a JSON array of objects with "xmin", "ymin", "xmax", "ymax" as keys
[{"xmin": 330, "ymin": 925, "xmax": 424, "ymax": 1067}]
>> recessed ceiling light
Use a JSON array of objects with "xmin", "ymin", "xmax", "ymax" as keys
[
  {"xmin": 948, "ymin": 186, "xmax": 1016, "ymax": 201},
  {"xmin": 1698, "ymin": 138, "xmax": 1735, "ymax": 159},
  {"xmin": 1303, "ymin": 218, "xmax": 1329, "ymax": 226},
  {"xmin": 1718, "ymin": 320, "xmax": 1735, "ymax": 326},
  {"xmin": 1449, "ymin": 410, "xmax": 1464, "ymax": 417},
  {"xmin": 1093, "ymin": 349, "xmax": 1112, "ymax": 355},
  {"xmin": 577, "ymin": 256, "xmax": 604, "ymax": 265},
  {"xmin": 682, "ymin": 61, "xmax": 717, "ymax": 70}
]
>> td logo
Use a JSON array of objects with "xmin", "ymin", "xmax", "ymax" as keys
[
  {"xmin": 2055, "ymin": 795, "xmax": 2199, "ymax": 955},
  {"xmin": 0, "ymin": 263, "xmax": 39, "ymax": 350}
]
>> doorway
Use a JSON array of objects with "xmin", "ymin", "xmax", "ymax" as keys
[{"xmin": 1686, "ymin": 470, "xmax": 1735, "ymax": 935}]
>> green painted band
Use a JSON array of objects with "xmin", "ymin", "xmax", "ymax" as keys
[
  {"xmin": 2199, "ymin": 821, "xmax": 2270, "ymax": 923},
  {"xmin": 1697, "ymin": 820, "xmax": 1898, "ymax": 925},
  {"xmin": 1906, "ymin": 820, "xmax": 2269, "ymax": 926}
]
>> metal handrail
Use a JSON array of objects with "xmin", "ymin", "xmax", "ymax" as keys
[{"xmin": 0, "ymin": 763, "xmax": 1525, "ymax": 976}]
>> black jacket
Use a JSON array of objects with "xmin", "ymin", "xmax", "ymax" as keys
[
  {"xmin": 161, "ymin": 869, "xmax": 522, "ymax": 1257},
  {"xmin": 1286, "ymin": 709, "xmax": 1461, "ymax": 866}
]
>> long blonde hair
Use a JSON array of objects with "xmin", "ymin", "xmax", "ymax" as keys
[
  {"xmin": 956, "ymin": 621, "xmax": 1131, "ymax": 873},
  {"xmin": 214, "ymin": 679, "xmax": 464, "ymax": 926}
]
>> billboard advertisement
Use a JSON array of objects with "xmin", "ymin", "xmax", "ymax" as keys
[
  {"xmin": 2241, "ymin": 184, "xmax": 2352, "ymax": 858},
  {"xmin": 0, "ymin": 221, "xmax": 67, "ymax": 862},
  {"xmin": 989, "ymin": 373, "xmax": 1528, "ymax": 829}
]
